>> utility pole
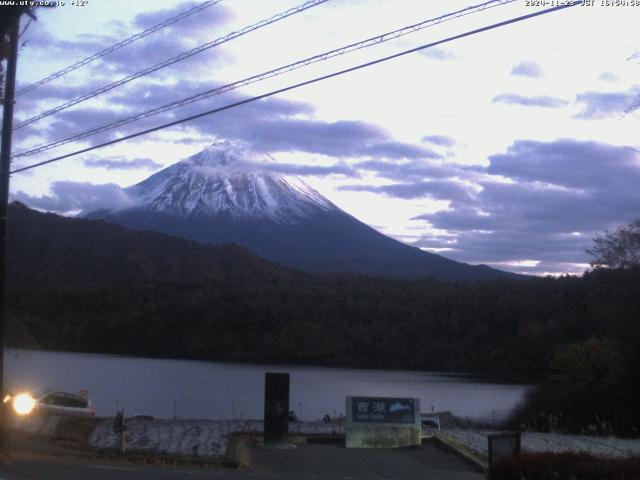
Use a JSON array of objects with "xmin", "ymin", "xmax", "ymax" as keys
[{"xmin": 0, "ymin": 12, "xmax": 21, "ymax": 447}]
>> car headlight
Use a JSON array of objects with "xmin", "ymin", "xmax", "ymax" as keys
[{"xmin": 12, "ymin": 393, "xmax": 36, "ymax": 415}]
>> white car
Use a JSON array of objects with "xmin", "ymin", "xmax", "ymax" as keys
[
  {"xmin": 7, "ymin": 389, "xmax": 96, "ymax": 417},
  {"xmin": 35, "ymin": 390, "xmax": 96, "ymax": 417}
]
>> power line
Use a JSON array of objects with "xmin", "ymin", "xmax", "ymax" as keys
[
  {"xmin": 11, "ymin": 2, "xmax": 580, "ymax": 175},
  {"xmin": 15, "ymin": 1, "xmax": 223, "ymax": 97},
  {"xmin": 14, "ymin": 0, "xmax": 517, "ymax": 160},
  {"xmin": 13, "ymin": 0, "xmax": 330, "ymax": 130}
]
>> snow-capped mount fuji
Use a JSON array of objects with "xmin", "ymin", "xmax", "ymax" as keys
[
  {"xmin": 125, "ymin": 142, "xmax": 336, "ymax": 222},
  {"xmin": 86, "ymin": 141, "xmax": 515, "ymax": 281}
]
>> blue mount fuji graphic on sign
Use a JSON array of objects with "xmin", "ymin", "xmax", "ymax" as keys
[{"xmin": 389, "ymin": 401, "xmax": 411, "ymax": 413}]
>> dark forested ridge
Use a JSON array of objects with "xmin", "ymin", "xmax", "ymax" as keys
[
  {"xmin": 7, "ymin": 201, "xmax": 289, "ymax": 290},
  {"xmin": 6, "ymin": 203, "xmax": 640, "ymax": 378}
]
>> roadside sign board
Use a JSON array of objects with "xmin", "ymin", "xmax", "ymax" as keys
[
  {"xmin": 488, "ymin": 432, "xmax": 521, "ymax": 479},
  {"xmin": 346, "ymin": 396, "xmax": 421, "ymax": 448},
  {"xmin": 351, "ymin": 396, "xmax": 417, "ymax": 424}
]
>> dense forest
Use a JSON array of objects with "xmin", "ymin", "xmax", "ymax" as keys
[
  {"xmin": 6, "ymin": 268, "xmax": 640, "ymax": 379},
  {"xmin": 6, "ymin": 203, "xmax": 640, "ymax": 382}
]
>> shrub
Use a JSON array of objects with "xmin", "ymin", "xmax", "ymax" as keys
[
  {"xmin": 508, "ymin": 337, "xmax": 633, "ymax": 436},
  {"xmin": 491, "ymin": 452, "xmax": 640, "ymax": 480}
]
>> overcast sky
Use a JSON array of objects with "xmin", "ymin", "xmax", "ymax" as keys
[{"xmin": 8, "ymin": 0, "xmax": 640, "ymax": 275}]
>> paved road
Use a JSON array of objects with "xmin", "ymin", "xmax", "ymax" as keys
[
  {"xmin": 249, "ymin": 443, "xmax": 485, "ymax": 479},
  {"xmin": 0, "ymin": 443, "xmax": 484, "ymax": 479}
]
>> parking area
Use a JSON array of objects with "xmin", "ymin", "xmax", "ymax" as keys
[
  {"xmin": 247, "ymin": 442, "xmax": 485, "ymax": 480},
  {"xmin": 0, "ymin": 434, "xmax": 485, "ymax": 480}
]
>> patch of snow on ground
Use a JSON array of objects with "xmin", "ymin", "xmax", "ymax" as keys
[
  {"xmin": 438, "ymin": 429, "xmax": 640, "ymax": 460},
  {"xmin": 88, "ymin": 419, "xmax": 344, "ymax": 458}
]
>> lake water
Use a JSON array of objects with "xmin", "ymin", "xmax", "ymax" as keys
[{"xmin": 4, "ymin": 348, "xmax": 529, "ymax": 422}]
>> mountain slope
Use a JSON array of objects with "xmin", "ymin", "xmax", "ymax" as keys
[
  {"xmin": 7, "ymin": 201, "xmax": 288, "ymax": 291},
  {"xmin": 121, "ymin": 142, "xmax": 336, "ymax": 222},
  {"xmin": 86, "ymin": 141, "xmax": 516, "ymax": 281}
]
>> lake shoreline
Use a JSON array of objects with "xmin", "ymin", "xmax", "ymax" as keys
[
  {"xmin": 6, "ymin": 348, "xmax": 529, "ymax": 422},
  {"xmin": 4, "ymin": 346, "xmax": 537, "ymax": 385}
]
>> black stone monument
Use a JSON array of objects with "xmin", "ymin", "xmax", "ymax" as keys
[{"xmin": 264, "ymin": 372, "xmax": 290, "ymax": 446}]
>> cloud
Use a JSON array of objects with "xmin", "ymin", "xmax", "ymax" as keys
[
  {"xmin": 13, "ymin": 106, "xmax": 138, "ymax": 159},
  {"xmin": 420, "ymin": 48, "xmax": 456, "ymax": 61},
  {"xmin": 16, "ymin": 32, "xmax": 450, "ymax": 163},
  {"xmin": 97, "ymin": 35, "xmax": 226, "ymax": 77},
  {"xmin": 13, "ymin": 80, "xmax": 316, "ymax": 153},
  {"xmin": 339, "ymin": 179, "xmax": 473, "ymax": 202},
  {"xmin": 11, "ymin": 181, "xmax": 134, "ymax": 215},
  {"xmin": 13, "ymin": 82, "xmax": 110, "ymax": 138},
  {"xmin": 133, "ymin": 1, "xmax": 234, "ymax": 34},
  {"xmin": 416, "ymin": 228, "xmax": 592, "ymax": 275},
  {"xmin": 19, "ymin": 25, "xmax": 107, "ymax": 67},
  {"xmin": 14, "ymin": 73, "xmax": 441, "ymax": 166},
  {"xmin": 261, "ymin": 161, "xmax": 358, "ymax": 177},
  {"xmin": 510, "ymin": 61, "xmax": 543, "ymax": 78},
  {"xmin": 233, "ymin": 118, "xmax": 390, "ymax": 157},
  {"xmin": 492, "ymin": 94, "xmax": 569, "ymax": 108},
  {"xmin": 15, "ymin": 83, "xmax": 89, "ymax": 104},
  {"xmin": 94, "ymin": 5, "xmax": 235, "ymax": 78},
  {"xmin": 422, "ymin": 135, "xmax": 457, "ymax": 148},
  {"xmin": 362, "ymin": 141, "xmax": 440, "ymax": 159},
  {"xmin": 486, "ymin": 138, "xmax": 640, "ymax": 190},
  {"xmin": 202, "ymin": 149, "xmax": 358, "ymax": 177},
  {"xmin": 175, "ymin": 91, "xmax": 440, "ymax": 159},
  {"xmin": 84, "ymin": 157, "xmax": 163, "ymax": 170},
  {"xmin": 15, "ymin": 0, "xmax": 234, "ymax": 125},
  {"xmin": 598, "ymin": 71, "xmax": 618, "ymax": 83},
  {"xmin": 412, "ymin": 139, "xmax": 640, "ymax": 274},
  {"xmin": 182, "ymin": 144, "xmax": 360, "ymax": 179},
  {"xmin": 29, "ymin": 2, "xmax": 233, "ymax": 78},
  {"xmin": 354, "ymin": 158, "xmax": 469, "ymax": 182},
  {"xmin": 574, "ymin": 90, "xmax": 639, "ymax": 119}
]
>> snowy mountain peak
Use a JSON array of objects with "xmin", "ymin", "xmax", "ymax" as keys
[
  {"xmin": 186, "ymin": 140, "xmax": 255, "ymax": 168},
  {"xmin": 124, "ymin": 141, "xmax": 337, "ymax": 223}
]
